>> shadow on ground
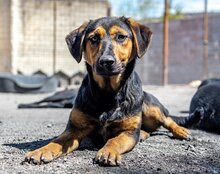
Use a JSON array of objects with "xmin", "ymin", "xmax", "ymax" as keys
[{"xmin": 3, "ymin": 138, "xmax": 54, "ymax": 151}]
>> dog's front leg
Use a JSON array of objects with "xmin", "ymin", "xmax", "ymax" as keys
[
  {"xmin": 25, "ymin": 108, "xmax": 95, "ymax": 164},
  {"xmin": 94, "ymin": 113, "xmax": 141, "ymax": 166}
]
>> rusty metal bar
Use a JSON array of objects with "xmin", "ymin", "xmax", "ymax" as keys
[
  {"xmin": 107, "ymin": 2, "xmax": 111, "ymax": 16},
  {"xmin": 162, "ymin": 0, "xmax": 169, "ymax": 85},
  {"xmin": 53, "ymin": 0, "xmax": 57, "ymax": 75},
  {"xmin": 203, "ymin": 0, "xmax": 209, "ymax": 79}
]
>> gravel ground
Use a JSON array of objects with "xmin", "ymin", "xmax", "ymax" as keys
[{"xmin": 0, "ymin": 85, "xmax": 220, "ymax": 174}]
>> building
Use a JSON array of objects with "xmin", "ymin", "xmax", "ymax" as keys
[{"xmin": 0, "ymin": 0, "xmax": 109, "ymax": 77}]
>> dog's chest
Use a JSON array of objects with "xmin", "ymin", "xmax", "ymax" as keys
[{"xmin": 96, "ymin": 120, "xmax": 118, "ymax": 142}]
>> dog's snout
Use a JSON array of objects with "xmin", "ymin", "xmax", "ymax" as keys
[{"xmin": 99, "ymin": 56, "xmax": 115, "ymax": 68}]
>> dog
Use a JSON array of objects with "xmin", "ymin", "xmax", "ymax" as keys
[
  {"xmin": 172, "ymin": 78, "xmax": 220, "ymax": 133},
  {"xmin": 24, "ymin": 16, "xmax": 190, "ymax": 166}
]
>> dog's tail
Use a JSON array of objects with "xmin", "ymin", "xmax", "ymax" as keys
[{"xmin": 170, "ymin": 107, "xmax": 204, "ymax": 128}]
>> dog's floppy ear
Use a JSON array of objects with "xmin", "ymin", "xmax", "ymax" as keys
[
  {"xmin": 65, "ymin": 22, "xmax": 90, "ymax": 63},
  {"xmin": 124, "ymin": 17, "xmax": 152, "ymax": 58}
]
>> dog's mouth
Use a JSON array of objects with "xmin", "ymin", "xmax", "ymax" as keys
[{"xmin": 95, "ymin": 63, "xmax": 125, "ymax": 76}]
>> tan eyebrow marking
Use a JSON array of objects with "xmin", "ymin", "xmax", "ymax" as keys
[
  {"xmin": 109, "ymin": 25, "xmax": 128, "ymax": 37},
  {"xmin": 88, "ymin": 26, "xmax": 106, "ymax": 39}
]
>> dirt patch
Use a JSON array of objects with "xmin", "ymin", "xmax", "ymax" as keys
[{"xmin": 0, "ymin": 85, "xmax": 220, "ymax": 173}]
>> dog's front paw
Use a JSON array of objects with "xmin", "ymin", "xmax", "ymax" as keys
[
  {"xmin": 25, "ymin": 149, "xmax": 54, "ymax": 164},
  {"xmin": 172, "ymin": 126, "xmax": 191, "ymax": 140},
  {"xmin": 93, "ymin": 147, "xmax": 122, "ymax": 166},
  {"xmin": 24, "ymin": 143, "xmax": 60, "ymax": 164}
]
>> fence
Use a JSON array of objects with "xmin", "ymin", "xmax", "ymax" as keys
[
  {"xmin": 0, "ymin": 0, "xmax": 220, "ymax": 85},
  {"xmin": 136, "ymin": 15, "xmax": 220, "ymax": 85},
  {"xmin": 0, "ymin": 0, "xmax": 109, "ymax": 81}
]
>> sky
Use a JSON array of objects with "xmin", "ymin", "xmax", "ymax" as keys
[
  {"xmin": 180, "ymin": 0, "xmax": 220, "ymax": 13},
  {"xmin": 109, "ymin": 0, "xmax": 220, "ymax": 18}
]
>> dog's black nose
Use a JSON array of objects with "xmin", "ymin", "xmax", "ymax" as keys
[{"xmin": 99, "ymin": 56, "xmax": 115, "ymax": 68}]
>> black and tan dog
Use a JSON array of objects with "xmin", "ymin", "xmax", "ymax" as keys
[{"xmin": 25, "ymin": 17, "xmax": 190, "ymax": 166}]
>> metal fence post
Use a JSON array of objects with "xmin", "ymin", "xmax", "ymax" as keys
[
  {"xmin": 11, "ymin": 0, "xmax": 22, "ymax": 74},
  {"xmin": 53, "ymin": 0, "xmax": 57, "ymax": 75},
  {"xmin": 162, "ymin": 0, "xmax": 169, "ymax": 85},
  {"xmin": 203, "ymin": 0, "xmax": 209, "ymax": 79}
]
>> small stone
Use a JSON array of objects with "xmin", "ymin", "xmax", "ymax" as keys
[
  {"xmin": 47, "ymin": 123, "xmax": 53, "ymax": 128},
  {"xmin": 186, "ymin": 144, "xmax": 195, "ymax": 152},
  {"xmin": 212, "ymin": 170, "xmax": 218, "ymax": 174},
  {"xmin": 157, "ymin": 168, "xmax": 162, "ymax": 171}
]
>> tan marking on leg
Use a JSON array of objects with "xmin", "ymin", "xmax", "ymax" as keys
[
  {"xmin": 140, "ymin": 130, "xmax": 150, "ymax": 142},
  {"xmin": 25, "ymin": 108, "xmax": 95, "ymax": 164},
  {"xmin": 95, "ymin": 113, "xmax": 141, "ymax": 166},
  {"xmin": 142, "ymin": 103, "xmax": 190, "ymax": 139},
  {"xmin": 163, "ymin": 117, "xmax": 190, "ymax": 139},
  {"xmin": 142, "ymin": 103, "xmax": 163, "ymax": 132}
]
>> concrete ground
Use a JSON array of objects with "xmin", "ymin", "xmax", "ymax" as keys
[{"xmin": 0, "ymin": 85, "xmax": 220, "ymax": 174}]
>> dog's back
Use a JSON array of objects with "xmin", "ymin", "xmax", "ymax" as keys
[{"xmin": 172, "ymin": 79, "xmax": 220, "ymax": 133}]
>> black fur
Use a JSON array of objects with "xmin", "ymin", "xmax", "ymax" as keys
[
  {"xmin": 74, "ymin": 58, "xmax": 143, "ymax": 123},
  {"xmin": 66, "ymin": 17, "xmax": 148, "ymax": 123},
  {"xmin": 172, "ymin": 78, "xmax": 220, "ymax": 133},
  {"xmin": 24, "ymin": 17, "xmax": 190, "ymax": 167},
  {"xmin": 143, "ymin": 91, "xmax": 170, "ymax": 116}
]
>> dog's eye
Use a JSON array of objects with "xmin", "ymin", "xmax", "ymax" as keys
[
  {"xmin": 115, "ymin": 34, "xmax": 127, "ymax": 42},
  {"xmin": 89, "ymin": 35, "xmax": 99, "ymax": 44}
]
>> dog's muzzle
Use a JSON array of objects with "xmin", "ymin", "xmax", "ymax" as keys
[
  {"xmin": 99, "ymin": 56, "xmax": 115, "ymax": 69},
  {"xmin": 96, "ymin": 56, "xmax": 121, "ymax": 76}
]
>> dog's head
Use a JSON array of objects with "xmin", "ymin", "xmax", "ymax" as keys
[{"xmin": 66, "ymin": 17, "xmax": 152, "ymax": 76}]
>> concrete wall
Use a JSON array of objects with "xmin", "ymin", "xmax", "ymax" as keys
[
  {"xmin": 55, "ymin": 0, "xmax": 109, "ymax": 76},
  {"xmin": 136, "ymin": 15, "xmax": 220, "ymax": 85},
  {"xmin": 15, "ymin": 0, "xmax": 108, "ymax": 76},
  {"xmin": 0, "ymin": 0, "xmax": 11, "ymax": 72}
]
